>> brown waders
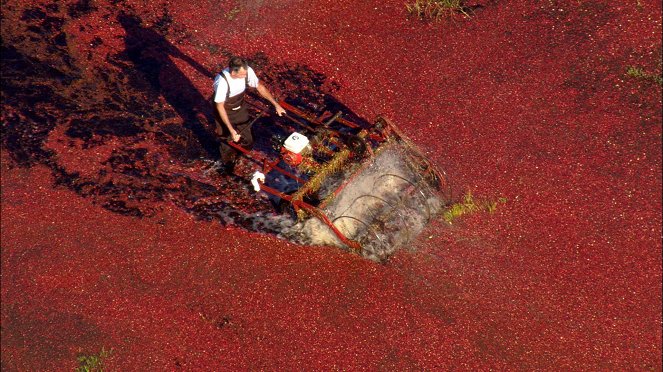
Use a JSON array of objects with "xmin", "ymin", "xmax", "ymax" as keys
[{"xmin": 212, "ymin": 73, "xmax": 254, "ymax": 168}]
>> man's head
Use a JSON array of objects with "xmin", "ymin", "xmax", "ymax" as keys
[{"xmin": 228, "ymin": 56, "xmax": 248, "ymax": 79}]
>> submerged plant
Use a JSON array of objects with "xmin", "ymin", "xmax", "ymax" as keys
[
  {"xmin": 406, "ymin": 0, "xmax": 472, "ymax": 21},
  {"xmin": 76, "ymin": 347, "xmax": 113, "ymax": 372},
  {"xmin": 226, "ymin": 6, "xmax": 241, "ymax": 20},
  {"xmin": 626, "ymin": 66, "xmax": 663, "ymax": 86},
  {"xmin": 443, "ymin": 190, "xmax": 506, "ymax": 223}
]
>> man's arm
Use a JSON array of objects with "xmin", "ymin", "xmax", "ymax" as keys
[
  {"xmin": 256, "ymin": 83, "xmax": 286, "ymax": 116},
  {"xmin": 215, "ymin": 102, "xmax": 241, "ymax": 142}
]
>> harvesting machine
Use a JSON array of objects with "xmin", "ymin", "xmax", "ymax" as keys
[{"xmin": 225, "ymin": 99, "xmax": 452, "ymax": 261}]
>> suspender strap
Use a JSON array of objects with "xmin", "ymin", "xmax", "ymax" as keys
[
  {"xmin": 220, "ymin": 73, "xmax": 230, "ymax": 101},
  {"xmin": 220, "ymin": 70, "xmax": 249, "ymax": 101}
]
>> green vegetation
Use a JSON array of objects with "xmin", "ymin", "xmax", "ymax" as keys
[
  {"xmin": 626, "ymin": 66, "xmax": 663, "ymax": 86},
  {"xmin": 406, "ymin": 0, "xmax": 471, "ymax": 21},
  {"xmin": 443, "ymin": 190, "xmax": 506, "ymax": 224},
  {"xmin": 226, "ymin": 6, "xmax": 241, "ymax": 20},
  {"xmin": 76, "ymin": 347, "xmax": 113, "ymax": 372}
]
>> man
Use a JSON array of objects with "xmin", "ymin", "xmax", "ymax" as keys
[{"xmin": 212, "ymin": 56, "xmax": 285, "ymax": 172}]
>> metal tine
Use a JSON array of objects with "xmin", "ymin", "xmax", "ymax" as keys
[
  {"xmin": 331, "ymin": 215, "xmax": 388, "ymax": 253},
  {"xmin": 323, "ymin": 111, "xmax": 343, "ymax": 126}
]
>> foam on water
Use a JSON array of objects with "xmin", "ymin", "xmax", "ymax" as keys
[{"xmin": 283, "ymin": 143, "xmax": 445, "ymax": 261}]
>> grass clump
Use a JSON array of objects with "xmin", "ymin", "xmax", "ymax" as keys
[
  {"xmin": 226, "ymin": 6, "xmax": 241, "ymax": 20},
  {"xmin": 77, "ymin": 347, "xmax": 113, "ymax": 372},
  {"xmin": 626, "ymin": 66, "xmax": 663, "ymax": 86},
  {"xmin": 406, "ymin": 0, "xmax": 471, "ymax": 21},
  {"xmin": 443, "ymin": 190, "xmax": 506, "ymax": 223}
]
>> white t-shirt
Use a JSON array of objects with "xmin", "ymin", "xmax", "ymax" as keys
[{"xmin": 213, "ymin": 67, "xmax": 259, "ymax": 103}]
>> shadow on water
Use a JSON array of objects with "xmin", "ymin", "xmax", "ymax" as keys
[{"xmin": 117, "ymin": 12, "xmax": 219, "ymax": 158}]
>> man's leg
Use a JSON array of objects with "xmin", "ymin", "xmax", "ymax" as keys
[
  {"xmin": 211, "ymin": 99, "xmax": 239, "ymax": 170},
  {"xmin": 220, "ymin": 121, "xmax": 253, "ymax": 174},
  {"xmin": 219, "ymin": 140, "xmax": 238, "ymax": 165},
  {"xmin": 235, "ymin": 121, "xmax": 254, "ymax": 150}
]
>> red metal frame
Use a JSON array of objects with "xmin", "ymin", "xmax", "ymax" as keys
[
  {"xmin": 222, "ymin": 101, "xmax": 371, "ymax": 250},
  {"xmin": 256, "ymin": 183, "xmax": 362, "ymax": 251},
  {"xmin": 224, "ymin": 100, "xmax": 441, "ymax": 252}
]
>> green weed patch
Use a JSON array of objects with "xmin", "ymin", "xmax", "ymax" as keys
[
  {"xmin": 626, "ymin": 66, "xmax": 663, "ymax": 86},
  {"xmin": 443, "ymin": 190, "xmax": 506, "ymax": 223},
  {"xmin": 405, "ymin": 0, "xmax": 471, "ymax": 21},
  {"xmin": 76, "ymin": 347, "xmax": 113, "ymax": 372}
]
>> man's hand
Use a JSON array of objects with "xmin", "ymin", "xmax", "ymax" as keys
[
  {"xmin": 275, "ymin": 103, "xmax": 286, "ymax": 116},
  {"xmin": 231, "ymin": 130, "xmax": 241, "ymax": 143}
]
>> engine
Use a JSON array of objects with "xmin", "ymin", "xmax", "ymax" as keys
[{"xmin": 281, "ymin": 132, "xmax": 310, "ymax": 166}]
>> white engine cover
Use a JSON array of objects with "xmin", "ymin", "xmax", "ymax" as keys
[{"xmin": 283, "ymin": 132, "xmax": 309, "ymax": 154}]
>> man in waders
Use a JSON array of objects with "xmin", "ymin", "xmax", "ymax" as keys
[{"xmin": 212, "ymin": 56, "xmax": 286, "ymax": 173}]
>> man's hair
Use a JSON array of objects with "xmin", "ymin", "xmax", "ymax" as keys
[{"xmin": 228, "ymin": 56, "xmax": 248, "ymax": 73}]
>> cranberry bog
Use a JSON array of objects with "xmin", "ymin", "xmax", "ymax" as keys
[{"xmin": 1, "ymin": 0, "xmax": 661, "ymax": 370}]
